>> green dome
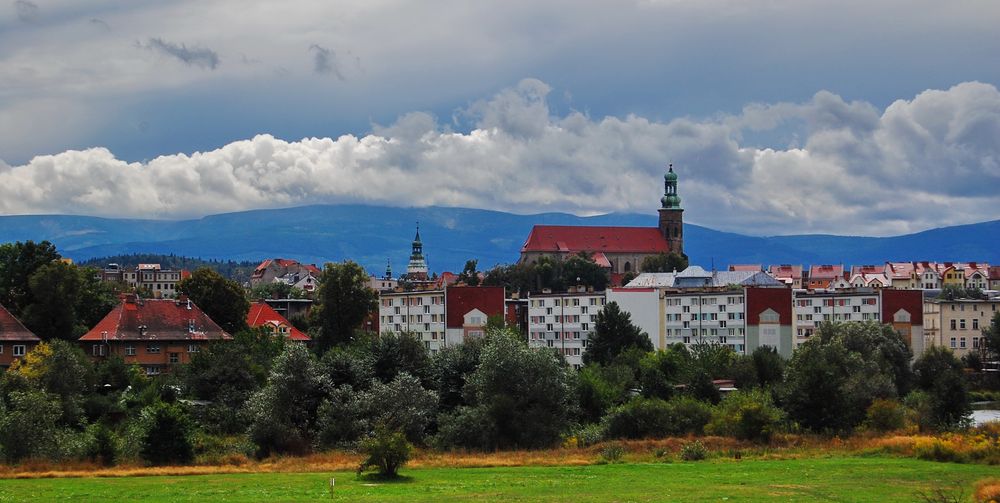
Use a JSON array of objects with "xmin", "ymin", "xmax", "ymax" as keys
[
  {"xmin": 661, "ymin": 194, "xmax": 681, "ymax": 208},
  {"xmin": 665, "ymin": 170, "xmax": 677, "ymax": 182}
]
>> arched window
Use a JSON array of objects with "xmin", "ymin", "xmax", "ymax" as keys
[{"xmin": 624, "ymin": 262, "xmax": 632, "ymax": 273}]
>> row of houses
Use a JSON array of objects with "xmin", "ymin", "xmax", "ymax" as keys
[{"xmin": 762, "ymin": 262, "xmax": 997, "ymax": 291}]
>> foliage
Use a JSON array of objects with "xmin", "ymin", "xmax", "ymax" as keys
[
  {"xmin": 679, "ymin": 440, "xmax": 708, "ymax": 461},
  {"xmin": 983, "ymin": 312, "xmax": 1000, "ymax": 359},
  {"xmin": 80, "ymin": 254, "xmax": 258, "ymax": 284},
  {"xmin": 864, "ymin": 398, "xmax": 907, "ymax": 433},
  {"xmin": 249, "ymin": 282, "xmax": 309, "ymax": 300},
  {"xmin": 457, "ymin": 259, "xmax": 481, "ymax": 286},
  {"xmin": 245, "ymin": 343, "xmax": 330, "ymax": 456},
  {"xmin": 638, "ymin": 347, "xmax": 688, "ymax": 400},
  {"xmin": 320, "ymin": 346, "xmax": 375, "ymax": 390},
  {"xmin": 0, "ymin": 390, "xmax": 64, "ymax": 462},
  {"xmin": 140, "ymin": 402, "xmax": 195, "ymax": 466},
  {"xmin": 21, "ymin": 261, "xmax": 82, "ymax": 340},
  {"xmin": 432, "ymin": 336, "xmax": 486, "ymax": 412},
  {"xmin": 780, "ymin": 323, "xmax": 900, "ymax": 433},
  {"xmin": 314, "ymin": 386, "xmax": 365, "ymax": 448},
  {"xmin": 583, "ymin": 302, "xmax": 653, "ymax": 366},
  {"xmin": 363, "ymin": 331, "xmax": 433, "ymax": 386},
  {"xmin": 561, "ymin": 252, "xmax": 609, "ymax": 291},
  {"xmin": 686, "ymin": 342, "xmax": 736, "ymax": 380},
  {"xmin": 177, "ymin": 267, "xmax": 251, "ymax": 334},
  {"xmin": 598, "ymin": 443, "xmax": 626, "ymax": 463},
  {"xmin": 359, "ymin": 373, "xmax": 438, "ymax": 443},
  {"xmin": 912, "ymin": 346, "xmax": 971, "ymax": 430},
  {"xmin": 576, "ymin": 363, "xmax": 634, "ymax": 422},
  {"xmin": 686, "ymin": 370, "xmax": 721, "ymax": 404},
  {"xmin": 640, "ymin": 252, "xmax": 689, "ymax": 273},
  {"xmin": 0, "ymin": 240, "xmax": 60, "ymax": 315},
  {"xmin": 357, "ymin": 424, "xmax": 412, "ymax": 478},
  {"xmin": 819, "ymin": 321, "xmax": 913, "ymax": 397},
  {"xmin": 706, "ymin": 389, "xmax": 785, "ymax": 442},
  {"xmin": 436, "ymin": 328, "xmax": 575, "ymax": 450},
  {"xmin": 6, "ymin": 340, "xmax": 93, "ymax": 426},
  {"xmin": 938, "ymin": 284, "xmax": 986, "ymax": 301},
  {"xmin": 603, "ymin": 396, "xmax": 711, "ymax": 439},
  {"xmin": 87, "ymin": 422, "xmax": 118, "ymax": 466},
  {"xmin": 315, "ymin": 261, "xmax": 378, "ymax": 351}
]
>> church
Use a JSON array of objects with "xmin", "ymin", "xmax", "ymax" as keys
[{"xmin": 519, "ymin": 165, "xmax": 684, "ymax": 276}]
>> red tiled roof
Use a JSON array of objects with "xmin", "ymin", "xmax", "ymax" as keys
[
  {"xmin": 521, "ymin": 225, "xmax": 670, "ymax": 254},
  {"xmin": 990, "ymin": 266, "xmax": 1000, "ymax": 281},
  {"xmin": 0, "ymin": 304, "xmax": 40, "ymax": 342},
  {"xmin": 591, "ymin": 252, "xmax": 612, "ymax": 268},
  {"xmin": 768, "ymin": 264, "xmax": 802, "ymax": 279},
  {"xmin": 809, "ymin": 264, "xmax": 844, "ymax": 280},
  {"xmin": 885, "ymin": 262, "xmax": 914, "ymax": 279},
  {"xmin": 851, "ymin": 265, "xmax": 883, "ymax": 276},
  {"xmin": 729, "ymin": 264, "xmax": 762, "ymax": 272},
  {"xmin": 80, "ymin": 296, "xmax": 231, "ymax": 342},
  {"xmin": 247, "ymin": 302, "xmax": 310, "ymax": 341}
]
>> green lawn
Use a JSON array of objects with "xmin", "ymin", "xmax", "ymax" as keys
[{"xmin": 0, "ymin": 456, "xmax": 993, "ymax": 502}]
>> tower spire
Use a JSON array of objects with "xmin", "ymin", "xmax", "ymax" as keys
[{"xmin": 658, "ymin": 162, "xmax": 684, "ymax": 255}]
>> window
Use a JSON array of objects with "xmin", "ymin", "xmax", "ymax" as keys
[
  {"xmin": 960, "ymin": 338, "xmax": 966, "ymax": 349},
  {"xmin": 169, "ymin": 352, "xmax": 180, "ymax": 364},
  {"xmin": 950, "ymin": 337, "xmax": 957, "ymax": 348},
  {"xmin": 13, "ymin": 345, "xmax": 26, "ymax": 357},
  {"xmin": 960, "ymin": 319, "xmax": 966, "ymax": 330},
  {"xmin": 145, "ymin": 366, "xmax": 161, "ymax": 376},
  {"xmin": 146, "ymin": 344, "xmax": 161, "ymax": 354},
  {"xmin": 951, "ymin": 320, "xmax": 957, "ymax": 330},
  {"xmin": 187, "ymin": 344, "xmax": 199, "ymax": 353},
  {"xmin": 125, "ymin": 345, "xmax": 136, "ymax": 356},
  {"xmin": 973, "ymin": 319, "xmax": 979, "ymax": 330},
  {"xmin": 0, "ymin": 344, "xmax": 3, "ymax": 354},
  {"xmin": 92, "ymin": 344, "xmax": 106, "ymax": 356}
]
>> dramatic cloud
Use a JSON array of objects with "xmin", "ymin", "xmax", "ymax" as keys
[
  {"xmin": 139, "ymin": 38, "xmax": 220, "ymax": 70},
  {"xmin": 1, "ymin": 80, "xmax": 997, "ymax": 236}
]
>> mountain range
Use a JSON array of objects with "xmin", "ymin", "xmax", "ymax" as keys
[{"xmin": 0, "ymin": 205, "xmax": 997, "ymax": 274}]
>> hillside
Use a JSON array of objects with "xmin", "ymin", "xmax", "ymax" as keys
[{"xmin": 1, "ymin": 205, "xmax": 997, "ymax": 274}]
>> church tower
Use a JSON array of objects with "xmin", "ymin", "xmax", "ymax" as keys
[
  {"xmin": 658, "ymin": 164, "xmax": 684, "ymax": 255},
  {"xmin": 406, "ymin": 223, "xmax": 429, "ymax": 280}
]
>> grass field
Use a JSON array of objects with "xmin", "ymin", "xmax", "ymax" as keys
[{"xmin": 0, "ymin": 456, "xmax": 995, "ymax": 502}]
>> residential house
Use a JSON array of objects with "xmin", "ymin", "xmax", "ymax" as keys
[
  {"xmin": 246, "ymin": 301, "xmax": 310, "ymax": 342},
  {"xmin": 807, "ymin": 264, "xmax": 844, "ymax": 289},
  {"xmin": 444, "ymin": 286, "xmax": 505, "ymax": 344},
  {"xmin": 0, "ymin": 304, "xmax": 41, "ymax": 368},
  {"xmin": 924, "ymin": 297, "xmax": 1000, "ymax": 358},
  {"xmin": 768, "ymin": 265, "xmax": 803, "ymax": 289},
  {"xmin": 249, "ymin": 258, "xmax": 322, "ymax": 291},
  {"xmin": 990, "ymin": 266, "xmax": 1000, "ymax": 291},
  {"xmin": 119, "ymin": 263, "xmax": 188, "ymax": 299},
  {"xmin": 80, "ymin": 295, "xmax": 231, "ymax": 375}
]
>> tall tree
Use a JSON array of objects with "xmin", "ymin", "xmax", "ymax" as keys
[
  {"xmin": 983, "ymin": 311, "xmax": 1000, "ymax": 360},
  {"xmin": 0, "ymin": 240, "xmax": 60, "ymax": 314},
  {"xmin": 640, "ymin": 252, "xmax": 689, "ymax": 273},
  {"xmin": 583, "ymin": 302, "xmax": 653, "ymax": 366},
  {"xmin": 561, "ymin": 252, "xmax": 609, "ymax": 291},
  {"xmin": 177, "ymin": 267, "xmax": 250, "ymax": 334},
  {"xmin": 457, "ymin": 260, "xmax": 481, "ymax": 286},
  {"xmin": 315, "ymin": 261, "xmax": 377, "ymax": 352},
  {"xmin": 21, "ymin": 261, "xmax": 82, "ymax": 340},
  {"xmin": 912, "ymin": 346, "xmax": 971, "ymax": 430}
]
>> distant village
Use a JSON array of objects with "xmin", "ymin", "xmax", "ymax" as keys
[{"xmin": 1, "ymin": 165, "xmax": 998, "ymax": 374}]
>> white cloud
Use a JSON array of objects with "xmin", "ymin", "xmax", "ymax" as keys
[{"xmin": 1, "ymin": 79, "xmax": 998, "ymax": 236}]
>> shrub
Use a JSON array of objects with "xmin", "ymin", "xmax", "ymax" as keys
[
  {"xmin": 140, "ymin": 403, "xmax": 194, "ymax": 466},
  {"xmin": 680, "ymin": 440, "xmax": 708, "ymax": 461},
  {"xmin": 974, "ymin": 478, "xmax": 1000, "ymax": 503},
  {"xmin": 88, "ymin": 423, "xmax": 117, "ymax": 466},
  {"xmin": 568, "ymin": 423, "xmax": 606, "ymax": 448},
  {"xmin": 604, "ymin": 396, "xmax": 711, "ymax": 440},
  {"xmin": 864, "ymin": 398, "xmax": 906, "ymax": 433},
  {"xmin": 432, "ymin": 405, "xmax": 497, "ymax": 451},
  {"xmin": 598, "ymin": 443, "xmax": 626, "ymax": 464},
  {"xmin": 358, "ymin": 425, "xmax": 412, "ymax": 478},
  {"xmin": 914, "ymin": 438, "xmax": 967, "ymax": 464},
  {"xmin": 706, "ymin": 389, "xmax": 785, "ymax": 442}
]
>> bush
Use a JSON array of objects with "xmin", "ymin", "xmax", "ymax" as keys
[
  {"xmin": 432, "ymin": 405, "xmax": 496, "ymax": 451},
  {"xmin": 604, "ymin": 396, "xmax": 711, "ymax": 440},
  {"xmin": 705, "ymin": 389, "xmax": 785, "ymax": 442},
  {"xmin": 358, "ymin": 425, "xmax": 412, "ymax": 478},
  {"xmin": 914, "ymin": 438, "xmax": 966, "ymax": 464},
  {"xmin": 864, "ymin": 399, "xmax": 906, "ymax": 433},
  {"xmin": 88, "ymin": 423, "xmax": 117, "ymax": 466},
  {"xmin": 680, "ymin": 440, "xmax": 707, "ymax": 461},
  {"xmin": 974, "ymin": 478, "xmax": 1000, "ymax": 503},
  {"xmin": 598, "ymin": 443, "xmax": 626, "ymax": 464},
  {"xmin": 140, "ymin": 403, "xmax": 194, "ymax": 466}
]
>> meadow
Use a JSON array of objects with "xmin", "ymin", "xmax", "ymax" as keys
[{"xmin": 1, "ymin": 455, "xmax": 997, "ymax": 502}]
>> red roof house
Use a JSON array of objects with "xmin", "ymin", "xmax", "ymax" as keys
[
  {"xmin": 247, "ymin": 301, "xmax": 310, "ymax": 341},
  {"xmin": 0, "ymin": 303, "xmax": 41, "ymax": 368},
  {"xmin": 80, "ymin": 295, "xmax": 231, "ymax": 374}
]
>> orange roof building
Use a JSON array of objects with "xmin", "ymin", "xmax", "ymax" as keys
[{"xmin": 247, "ymin": 301, "xmax": 310, "ymax": 341}]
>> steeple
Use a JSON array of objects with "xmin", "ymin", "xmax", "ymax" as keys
[
  {"xmin": 658, "ymin": 163, "xmax": 684, "ymax": 255},
  {"xmin": 384, "ymin": 259, "xmax": 392, "ymax": 280},
  {"xmin": 406, "ymin": 222, "xmax": 429, "ymax": 279}
]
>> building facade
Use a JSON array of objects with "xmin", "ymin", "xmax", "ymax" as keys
[
  {"xmin": 924, "ymin": 297, "xmax": 999, "ymax": 358},
  {"xmin": 792, "ymin": 288, "xmax": 925, "ymax": 355},
  {"xmin": 527, "ymin": 289, "xmax": 606, "ymax": 369},
  {"xmin": 0, "ymin": 303, "xmax": 41, "ymax": 368},
  {"xmin": 378, "ymin": 289, "xmax": 447, "ymax": 352}
]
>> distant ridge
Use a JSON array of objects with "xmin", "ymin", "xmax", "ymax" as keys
[{"xmin": 0, "ymin": 205, "xmax": 997, "ymax": 274}]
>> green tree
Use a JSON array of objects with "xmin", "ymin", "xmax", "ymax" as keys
[
  {"xmin": 357, "ymin": 424, "xmax": 412, "ymax": 478},
  {"xmin": 140, "ymin": 402, "xmax": 194, "ymax": 466},
  {"xmin": 640, "ymin": 252, "xmax": 689, "ymax": 273},
  {"xmin": 583, "ymin": 302, "xmax": 653, "ymax": 366},
  {"xmin": 818, "ymin": 321, "xmax": 912, "ymax": 396},
  {"xmin": 0, "ymin": 240, "xmax": 60, "ymax": 315},
  {"xmin": 638, "ymin": 347, "xmax": 688, "ymax": 400},
  {"xmin": 365, "ymin": 332, "xmax": 433, "ymax": 387},
  {"xmin": 780, "ymin": 331, "xmax": 895, "ymax": 433},
  {"xmin": 435, "ymin": 328, "xmax": 575, "ymax": 450},
  {"xmin": 177, "ymin": 267, "xmax": 250, "ymax": 334},
  {"xmin": 21, "ymin": 261, "xmax": 82, "ymax": 340},
  {"xmin": 245, "ymin": 343, "xmax": 330, "ymax": 456},
  {"xmin": 561, "ymin": 252, "xmax": 609, "ymax": 291},
  {"xmin": 432, "ymin": 337, "xmax": 486, "ymax": 412},
  {"xmin": 315, "ymin": 261, "xmax": 377, "ymax": 351},
  {"xmin": 912, "ymin": 346, "xmax": 971, "ymax": 430},
  {"xmin": 577, "ymin": 363, "xmax": 635, "ymax": 422},
  {"xmin": 457, "ymin": 259, "xmax": 481, "ymax": 286},
  {"xmin": 249, "ymin": 282, "xmax": 308, "ymax": 300},
  {"xmin": 983, "ymin": 311, "xmax": 1000, "ymax": 359},
  {"xmin": 0, "ymin": 390, "xmax": 65, "ymax": 462},
  {"xmin": 5, "ymin": 340, "xmax": 93, "ymax": 426},
  {"xmin": 705, "ymin": 388, "xmax": 785, "ymax": 442}
]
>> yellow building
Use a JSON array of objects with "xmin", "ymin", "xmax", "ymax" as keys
[{"xmin": 923, "ymin": 297, "xmax": 999, "ymax": 358}]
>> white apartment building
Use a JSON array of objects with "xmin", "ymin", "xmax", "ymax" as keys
[
  {"xmin": 662, "ymin": 291, "xmax": 748, "ymax": 353},
  {"xmin": 527, "ymin": 289, "xmax": 606, "ymax": 369},
  {"xmin": 124, "ymin": 264, "xmax": 184, "ymax": 299},
  {"xmin": 793, "ymin": 290, "xmax": 881, "ymax": 343},
  {"xmin": 378, "ymin": 289, "xmax": 446, "ymax": 353}
]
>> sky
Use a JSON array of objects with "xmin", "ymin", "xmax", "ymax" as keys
[{"xmin": 1, "ymin": 0, "xmax": 999, "ymax": 236}]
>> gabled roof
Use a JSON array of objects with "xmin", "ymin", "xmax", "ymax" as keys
[
  {"xmin": 445, "ymin": 286, "xmax": 504, "ymax": 329},
  {"xmin": 80, "ymin": 296, "xmax": 231, "ymax": 342},
  {"xmin": 521, "ymin": 225, "xmax": 670, "ymax": 254},
  {"xmin": 247, "ymin": 302, "xmax": 310, "ymax": 341},
  {"xmin": 809, "ymin": 264, "xmax": 844, "ymax": 280},
  {"xmin": 990, "ymin": 266, "xmax": 1000, "ymax": 281},
  {"xmin": 885, "ymin": 262, "xmax": 915, "ymax": 279},
  {"xmin": 728, "ymin": 264, "xmax": 763, "ymax": 272},
  {"xmin": 624, "ymin": 273, "xmax": 677, "ymax": 288},
  {"xmin": 768, "ymin": 264, "xmax": 802, "ymax": 280},
  {"xmin": 0, "ymin": 304, "xmax": 40, "ymax": 342},
  {"xmin": 850, "ymin": 265, "xmax": 883, "ymax": 276}
]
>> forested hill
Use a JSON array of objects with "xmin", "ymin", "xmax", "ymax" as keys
[{"xmin": 1, "ymin": 204, "xmax": 997, "ymax": 274}]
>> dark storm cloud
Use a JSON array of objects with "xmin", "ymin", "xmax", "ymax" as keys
[{"xmin": 142, "ymin": 37, "xmax": 220, "ymax": 70}]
